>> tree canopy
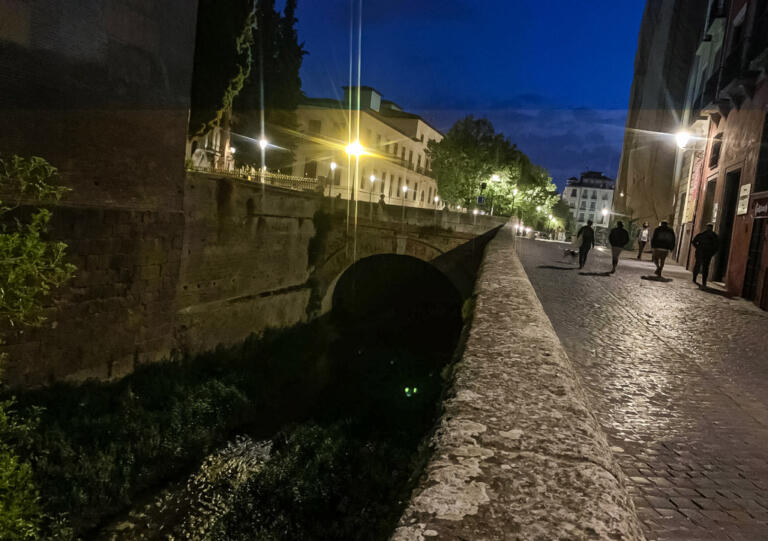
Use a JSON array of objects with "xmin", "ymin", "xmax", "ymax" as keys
[
  {"xmin": 428, "ymin": 116, "xmax": 562, "ymax": 225},
  {"xmin": 232, "ymin": 0, "xmax": 306, "ymax": 171}
]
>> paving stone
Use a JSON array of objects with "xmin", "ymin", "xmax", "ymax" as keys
[{"xmin": 518, "ymin": 239, "xmax": 768, "ymax": 540}]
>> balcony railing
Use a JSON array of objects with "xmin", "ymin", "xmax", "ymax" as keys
[{"xmin": 187, "ymin": 165, "xmax": 323, "ymax": 192}]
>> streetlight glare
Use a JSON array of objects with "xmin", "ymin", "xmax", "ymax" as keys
[
  {"xmin": 434, "ymin": 196, "xmax": 439, "ymax": 203},
  {"xmin": 346, "ymin": 140, "xmax": 364, "ymax": 157},
  {"xmin": 402, "ymin": 185, "xmax": 408, "ymax": 192},
  {"xmin": 675, "ymin": 130, "xmax": 690, "ymax": 150},
  {"xmin": 369, "ymin": 174, "xmax": 375, "ymax": 182},
  {"xmin": 230, "ymin": 147, "xmax": 236, "ymax": 154},
  {"xmin": 258, "ymin": 138, "xmax": 269, "ymax": 150},
  {"xmin": 473, "ymin": 209, "xmax": 479, "ymax": 215},
  {"xmin": 330, "ymin": 161, "xmax": 337, "ymax": 171},
  {"xmin": 602, "ymin": 208, "xmax": 609, "ymax": 216},
  {"xmin": 491, "ymin": 174, "xmax": 500, "ymax": 182}
]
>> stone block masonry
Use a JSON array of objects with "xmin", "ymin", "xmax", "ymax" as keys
[{"xmin": 393, "ymin": 224, "xmax": 644, "ymax": 540}]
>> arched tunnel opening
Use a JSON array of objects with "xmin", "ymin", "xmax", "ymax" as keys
[{"xmin": 321, "ymin": 254, "xmax": 465, "ymax": 441}]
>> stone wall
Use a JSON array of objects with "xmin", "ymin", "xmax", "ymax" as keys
[
  {"xmin": 393, "ymin": 224, "xmax": 643, "ymax": 540},
  {"xmin": 0, "ymin": 0, "xmax": 197, "ymax": 386}
]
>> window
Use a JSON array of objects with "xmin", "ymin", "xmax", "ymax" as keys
[
  {"xmin": 401, "ymin": 148, "xmax": 406, "ymax": 161},
  {"xmin": 580, "ymin": 201, "xmax": 586, "ymax": 210},
  {"xmin": 376, "ymin": 134, "xmax": 381, "ymax": 148},
  {"xmin": 417, "ymin": 155, "xmax": 422, "ymax": 169},
  {"xmin": 396, "ymin": 177, "xmax": 402, "ymax": 196},
  {"xmin": 380, "ymin": 173, "xmax": 386, "ymax": 193},
  {"xmin": 579, "ymin": 213, "xmax": 585, "ymax": 222},
  {"xmin": 393, "ymin": 143, "xmax": 398, "ymax": 155},
  {"xmin": 602, "ymin": 193, "xmax": 608, "ymax": 200},
  {"xmin": 308, "ymin": 119, "xmax": 321, "ymax": 134},
  {"xmin": 590, "ymin": 202, "xmax": 596, "ymax": 210},
  {"xmin": 591, "ymin": 191, "xmax": 597, "ymax": 199},
  {"xmin": 303, "ymin": 160, "xmax": 317, "ymax": 178},
  {"xmin": 421, "ymin": 191, "xmax": 425, "ymax": 202},
  {"xmin": 710, "ymin": 133, "xmax": 723, "ymax": 169},
  {"xmin": 333, "ymin": 168, "xmax": 341, "ymax": 185},
  {"xmin": 360, "ymin": 168, "xmax": 366, "ymax": 189},
  {"xmin": 409, "ymin": 150, "xmax": 414, "ymax": 164},
  {"xmin": 413, "ymin": 182, "xmax": 418, "ymax": 200},
  {"xmin": 571, "ymin": 189, "xmax": 577, "ymax": 197}
]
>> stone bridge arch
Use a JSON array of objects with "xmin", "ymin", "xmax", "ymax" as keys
[{"xmin": 313, "ymin": 230, "xmax": 452, "ymax": 316}]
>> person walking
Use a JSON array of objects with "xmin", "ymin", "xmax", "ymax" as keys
[
  {"xmin": 650, "ymin": 221, "xmax": 676, "ymax": 277},
  {"xmin": 608, "ymin": 221, "xmax": 630, "ymax": 274},
  {"xmin": 576, "ymin": 219, "xmax": 595, "ymax": 270},
  {"xmin": 692, "ymin": 223, "xmax": 719, "ymax": 288},
  {"xmin": 637, "ymin": 222, "xmax": 650, "ymax": 260}
]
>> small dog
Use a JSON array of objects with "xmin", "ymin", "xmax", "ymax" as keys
[{"xmin": 563, "ymin": 248, "xmax": 578, "ymax": 260}]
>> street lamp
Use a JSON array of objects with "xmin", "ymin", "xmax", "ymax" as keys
[
  {"xmin": 433, "ymin": 195, "xmax": 440, "ymax": 225},
  {"xmin": 328, "ymin": 162, "xmax": 338, "ymax": 197},
  {"xmin": 401, "ymin": 185, "xmax": 408, "ymax": 227},
  {"xmin": 473, "ymin": 208, "xmax": 479, "ymax": 225},
  {"xmin": 675, "ymin": 130, "xmax": 691, "ymax": 150},
  {"xmin": 258, "ymin": 138, "xmax": 268, "ymax": 150},
  {"xmin": 491, "ymin": 174, "xmax": 501, "ymax": 182},
  {"xmin": 369, "ymin": 175, "xmax": 376, "ymax": 219},
  {"xmin": 345, "ymin": 140, "xmax": 364, "ymax": 157}
]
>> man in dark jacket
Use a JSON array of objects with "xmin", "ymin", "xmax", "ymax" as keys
[
  {"xmin": 576, "ymin": 220, "xmax": 595, "ymax": 269},
  {"xmin": 608, "ymin": 221, "xmax": 630, "ymax": 274},
  {"xmin": 650, "ymin": 221, "xmax": 676, "ymax": 277},
  {"xmin": 692, "ymin": 224, "xmax": 719, "ymax": 287}
]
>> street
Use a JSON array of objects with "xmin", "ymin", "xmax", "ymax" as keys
[{"xmin": 516, "ymin": 238, "xmax": 768, "ymax": 541}]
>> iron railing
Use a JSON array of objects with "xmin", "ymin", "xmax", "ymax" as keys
[{"xmin": 187, "ymin": 166, "xmax": 323, "ymax": 192}]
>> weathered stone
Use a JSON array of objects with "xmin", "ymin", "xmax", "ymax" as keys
[{"xmin": 393, "ymin": 224, "xmax": 644, "ymax": 540}]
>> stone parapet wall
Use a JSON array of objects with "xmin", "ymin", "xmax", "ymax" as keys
[{"xmin": 393, "ymin": 224, "xmax": 644, "ymax": 540}]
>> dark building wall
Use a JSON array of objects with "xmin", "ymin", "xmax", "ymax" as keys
[
  {"xmin": 615, "ymin": 0, "xmax": 707, "ymax": 228},
  {"xmin": 692, "ymin": 0, "xmax": 768, "ymax": 308},
  {"xmin": 0, "ymin": 1, "xmax": 198, "ymax": 385}
]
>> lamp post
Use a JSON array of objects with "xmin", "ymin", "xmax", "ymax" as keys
[
  {"xmin": 473, "ymin": 208, "xmax": 478, "ymax": 226},
  {"xmin": 328, "ymin": 161, "xmax": 337, "ymax": 197},
  {"xmin": 369, "ymin": 174, "xmax": 376, "ymax": 219},
  {"xmin": 401, "ymin": 185, "xmax": 408, "ymax": 230},
  {"xmin": 434, "ymin": 195, "xmax": 439, "ymax": 226}
]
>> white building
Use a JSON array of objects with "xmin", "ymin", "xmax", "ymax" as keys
[
  {"xmin": 293, "ymin": 86, "xmax": 443, "ymax": 209},
  {"xmin": 563, "ymin": 171, "xmax": 615, "ymax": 233}
]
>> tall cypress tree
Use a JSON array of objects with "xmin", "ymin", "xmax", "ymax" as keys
[
  {"xmin": 188, "ymin": 0, "xmax": 255, "ymax": 139},
  {"xmin": 232, "ymin": 0, "xmax": 306, "ymax": 172}
]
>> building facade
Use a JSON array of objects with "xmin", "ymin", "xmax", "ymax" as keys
[
  {"xmin": 293, "ymin": 86, "xmax": 443, "ymax": 209},
  {"xmin": 614, "ymin": 1, "xmax": 708, "ymax": 231},
  {"xmin": 675, "ymin": 0, "xmax": 768, "ymax": 310},
  {"xmin": 563, "ymin": 172, "xmax": 615, "ymax": 240}
]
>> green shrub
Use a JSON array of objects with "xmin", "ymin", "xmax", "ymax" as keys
[
  {"xmin": 216, "ymin": 421, "xmax": 418, "ymax": 541},
  {"xmin": 0, "ymin": 397, "xmax": 41, "ymax": 540}
]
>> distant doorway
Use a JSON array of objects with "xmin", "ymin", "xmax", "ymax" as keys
[
  {"xmin": 743, "ymin": 218, "xmax": 766, "ymax": 300},
  {"xmin": 700, "ymin": 178, "xmax": 717, "ymax": 225},
  {"xmin": 714, "ymin": 170, "xmax": 741, "ymax": 282}
]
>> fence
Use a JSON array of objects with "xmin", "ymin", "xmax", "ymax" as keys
[{"xmin": 187, "ymin": 165, "xmax": 323, "ymax": 193}]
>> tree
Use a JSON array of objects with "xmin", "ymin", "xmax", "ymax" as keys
[
  {"xmin": 232, "ymin": 0, "xmax": 307, "ymax": 172},
  {"xmin": 188, "ymin": 0, "xmax": 256, "ymax": 168},
  {"xmin": 428, "ymin": 116, "xmax": 557, "ymax": 217},
  {"xmin": 0, "ymin": 155, "xmax": 75, "ymax": 539}
]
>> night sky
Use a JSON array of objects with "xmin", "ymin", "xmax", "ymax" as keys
[{"xmin": 280, "ymin": 0, "xmax": 646, "ymax": 191}]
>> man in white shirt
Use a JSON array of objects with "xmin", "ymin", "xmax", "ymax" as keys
[{"xmin": 637, "ymin": 222, "xmax": 650, "ymax": 260}]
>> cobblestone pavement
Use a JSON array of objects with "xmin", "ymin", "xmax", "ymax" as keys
[{"xmin": 516, "ymin": 238, "xmax": 768, "ymax": 541}]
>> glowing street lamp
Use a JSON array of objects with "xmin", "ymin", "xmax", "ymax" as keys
[
  {"xmin": 601, "ymin": 208, "xmax": 609, "ymax": 217},
  {"xmin": 345, "ymin": 140, "xmax": 364, "ymax": 157},
  {"xmin": 258, "ymin": 138, "xmax": 269, "ymax": 150},
  {"xmin": 675, "ymin": 130, "xmax": 691, "ymax": 150}
]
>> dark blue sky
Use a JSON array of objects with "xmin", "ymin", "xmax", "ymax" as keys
[{"xmin": 280, "ymin": 0, "xmax": 646, "ymax": 190}]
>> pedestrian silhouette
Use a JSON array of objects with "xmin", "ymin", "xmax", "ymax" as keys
[
  {"xmin": 576, "ymin": 220, "xmax": 595, "ymax": 269},
  {"xmin": 651, "ymin": 221, "xmax": 676, "ymax": 278},
  {"xmin": 608, "ymin": 221, "xmax": 630, "ymax": 274},
  {"xmin": 637, "ymin": 222, "xmax": 650, "ymax": 260},
  {"xmin": 692, "ymin": 223, "xmax": 719, "ymax": 288}
]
